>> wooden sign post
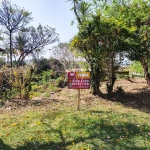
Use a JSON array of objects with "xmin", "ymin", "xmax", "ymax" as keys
[
  {"xmin": 77, "ymin": 89, "xmax": 80, "ymax": 110},
  {"xmin": 68, "ymin": 72, "xmax": 90, "ymax": 110}
]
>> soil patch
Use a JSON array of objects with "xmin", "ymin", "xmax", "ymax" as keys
[{"xmin": 0, "ymin": 78, "xmax": 150, "ymax": 112}]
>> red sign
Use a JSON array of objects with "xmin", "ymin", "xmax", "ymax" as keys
[
  {"xmin": 68, "ymin": 72, "xmax": 76, "ymax": 79},
  {"xmin": 68, "ymin": 72, "xmax": 90, "ymax": 89}
]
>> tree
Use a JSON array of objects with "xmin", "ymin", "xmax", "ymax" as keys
[
  {"xmin": 69, "ymin": 0, "xmax": 127, "ymax": 95},
  {"xmin": 69, "ymin": 0, "xmax": 102, "ymax": 95},
  {"xmin": 104, "ymin": 0, "xmax": 150, "ymax": 84},
  {"xmin": 125, "ymin": 0, "xmax": 150, "ymax": 85},
  {"xmin": 13, "ymin": 24, "xmax": 59, "ymax": 66},
  {"xmin": 52, "ymin": 42, "xmax": 76, "ymax": 69},
  {"xmin": 0, "ymin": 0, "xmax": 32, "ymax": 67}
]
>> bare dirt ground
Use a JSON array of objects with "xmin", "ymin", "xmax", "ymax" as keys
[
  {"xmin": 34, "ymin": 78, "xmax": 150, "ymax": 112},
  {"xmin": 101, "ymin": 78, "xmax": 150, "ymax": 112},
  {"xmin": 1, "ymin": 78, "xmax": 150, "ymax": 113}
]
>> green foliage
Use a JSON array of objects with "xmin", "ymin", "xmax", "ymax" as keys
[
  {"xmin": 29, "ymin": 91, "xmax": 40, "ymax": 99},
  {"xmin": 41, "ymin": 71, "xmax": 53, "ymax": 83},
  {"xmin": 12, "ymin": 60, "xmax": 26, "ymax": 67},
  {"xmin": 49, "ymin": 58, "xmax": 65, "ymax": 78},
  {"xmin": 70, "ymin": 10, "xmax": 126, "ymax": 94},
  {"xmin": 56, "ymin": 77, "xmax": 65, "ymax": 87},
  {"xmin": 1, "ymin": 88, "xmax": 12, "ymax": 100},
  {"xmin": 116, "ymin": 74, "xmax": 129, "ymax": 79},
  {"xmin": 33, "ymin": 57, "xmax": 65, "ymax": 78},
  {"xmin": 129, "ymin": 61, "xmax": 144, "ymax": 74},
  {"xmin": 48, "ymin": 84, "xmax": 58, "ymax": 92},
  {"xmin": 70, "ymin": 0, "xmax": 150, "ymax": 92},
  {"xmin": 0, "ymin": 66, "xmax": 34, "ymax": 100},
  {"xmin": 102, "ymin": 0, "xmax": 150, "ymax": 82},
  {"xmin": 28, "ymin": 69, "xmax": 63, "ymax": 98},
  {"xmin": 78, "ymin": 61, "xmax": 90, "ymax": 71},
  {"xmin": 0, "ymin": 66, "xmax": 64, "ymax": 100},
  {"xmin": 33, "ymin": 57, "xmax": 51, "ymax": 73}
]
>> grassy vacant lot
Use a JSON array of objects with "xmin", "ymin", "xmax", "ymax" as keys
[
  {"xmin": 0, "ymin": 79, "xmax": 150, "ymax": 150},
  {"xmin": 0, "ymin": 99, "xmax": 149, "ymax": 149}
]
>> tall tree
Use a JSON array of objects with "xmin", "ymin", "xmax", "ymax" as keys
[
  {"xmin": 70, "ymin": 0, "xmax": 101, "ymax": 95},
  {"xmin": 14, "ymin": 24, "xmax": 59, "ymax": 66},
  {"xmin": 126, "ymin": 0, "xmax": 150, "ymax": 85},
  {"xmin": 70, "ymin": 0, "xmax": 126, "ymax": 95},
  {"xmin": 70, "ymin": 13, "xmax": 126, "ymax": 94},
  {"xmin": 0, "ymin": 0, "xmax": 32, "ymax": 67},
  {"xmin": 104, "ymin": 0, "xmax": 150, "ymax": 84}
]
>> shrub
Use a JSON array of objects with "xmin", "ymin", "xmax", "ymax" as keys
[
  {"xmin": 0, "ymin": 66, "xmax": 34, "ymax": 100},
  {"xmin": 56, "ymin": 77, "xmax": 65, "ymax": 87},
  {"xmin": 33, "ymin": 57, "xmax": 65, "ymax": 78},
  {"xmin": 33, "ymin": 57, "xmax": 51, "ymax": 73},
  {"xmin": 49, "ymin": 58, "xmax": 65, "ymax": 78}
]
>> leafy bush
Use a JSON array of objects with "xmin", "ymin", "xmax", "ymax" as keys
[
  {"xmin": 56, "ymin": 77, "xmax": 65, "ymax": 87},
  {"xmin": 33, "ymin": 57, "xmax": 65, "ymax": 78},
  {"xmin": 33, "ymin": 57, "xmax": 51, "ymax": 73},
  {"xmin": 49, "ymin": 58, "xmax": 65, "ymax": 78},
  {"xmin": 41, "ymin": 70, "xmax": 53, "ymax": 83},
  {"xmin": 0, "ymin": 66, "xmax": 34, "ymax": 100}
]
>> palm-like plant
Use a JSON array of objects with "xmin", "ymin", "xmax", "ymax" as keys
[{"xmin": 68, "ymin": 0, "xmax": 91, "ymax": 24}]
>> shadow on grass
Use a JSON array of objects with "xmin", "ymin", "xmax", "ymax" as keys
[
  {"xmin": 3, "ymin": 115, "xmax": 149, "ymax": 150},
  {"xmin": 0, "ymin": 139, "xmax": 13, "ymax": 150},
  {"xmin": 109, "ymin": 89, "xmax": 150, "ymax": 113}
]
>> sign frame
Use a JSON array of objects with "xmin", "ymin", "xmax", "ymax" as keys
[
  {"xmin": 68, "ymin": 72, "xmax": 90, "ymax": 89},
  {"xmin": 67, "ymin": 71, "xmax": 90, "ymax": 110}
]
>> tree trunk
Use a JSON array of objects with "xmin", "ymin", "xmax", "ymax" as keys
[
  {"xmin": 140, "ymin": 58, "xmax": 150, "ymax": 85},
  {"xmin": 106, "ymin": 56, "xmax": 117, "ymax": 94},
  {"xmin": 90, "ymin": 63, "xmax": 101, "ymax": 95},
  {"xmin": 9, "ymin": 31, "xmax": 13, "ymax": 68},
  {"xmin": 143, "ymin": 64, "xmax": 150, "ymax": 85},
  {"xmin": 73, "ymin": 1, "xmax": 82, "ymax": 24},
  {"xmin": 106, "ymin": 76, "xmax": 117, "ymax": 94}
]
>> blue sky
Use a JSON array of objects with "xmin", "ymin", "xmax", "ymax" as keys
[
  {"xmin": 10, "ymin": 0, "xmax": 78, "ymax": 43},
  {"xmin": 8, "ymin": 0, "xmax": 78, "ymax": 58}
]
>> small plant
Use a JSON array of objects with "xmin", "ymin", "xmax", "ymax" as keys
[
  {"xmin": 29, "ymin": 91, "xmax": 40, "ymax": 99},
  {"xmin": 44, "ymin": 91, "xmax": 50, "ymax": 97},
  {"xmin": 56, "ymin": 77, "xmax": 65, "ymax": 87},
  {"xmin": 49, "ymin": 84, "xmax": 58, "ymax": 92},
  {"xmin": 41, "ymin": 70, "xmax": 53, "ymax": 82}
]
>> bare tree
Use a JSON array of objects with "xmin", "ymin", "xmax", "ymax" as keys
[
  {"xmin": 14, "ymin": 24, "xmax": 59, "ymax": 66},
  {"xmin": 52, "ymin": 42, "xmax": 76, "ymax": 69},
  {"xmin": 0, "ymin": 0, "xmax": 32, "ymax": 67}
]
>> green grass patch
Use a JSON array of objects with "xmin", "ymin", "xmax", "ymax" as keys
[{"xmin": 0, "ymin": 99, "xmax": 150, "ymax": 150}]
